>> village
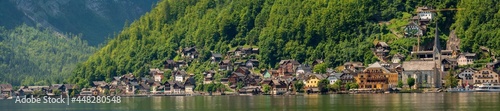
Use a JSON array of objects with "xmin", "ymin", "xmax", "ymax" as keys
[{"xmin": 2, "ymin": 6, "xmax": 500, "ymax": 98}]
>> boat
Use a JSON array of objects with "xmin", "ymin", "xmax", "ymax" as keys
[
  {"xmin": 474, "ymin": 83, "xmax": 500, "ymax": 92},
  {"xmin": 447, "ymin": 88, "xmax": 474, "ymax": 92},
  {"xmin": 447, "ymin": 84, "xmax": 474, "ymax": 92}
]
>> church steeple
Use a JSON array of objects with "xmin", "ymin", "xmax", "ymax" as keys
[
  {"xmin": 433, "ymin": 22, "xmax": 442, "ymax": 88},
  {"xmin": 433, "ymin": 23, "xmax": 441, "ymax": 60}
]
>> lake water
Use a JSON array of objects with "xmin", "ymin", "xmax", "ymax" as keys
[{"xmin": 1, "ymin": 92, "xmax": 500, "ymax": 111}]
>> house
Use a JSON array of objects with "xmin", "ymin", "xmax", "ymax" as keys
[
  {"xmin": 163, "ymin": 81, "xmax": 183, "ymax": 94},
  {"xmin": 262, "ymin": 69, "xmax": 272, "ymax": 78},
  {"xmin": 176, "ymin": 60, "xmax": 188, "ymax": 68},
  {"xmin": 441, "ymin": 58, "xmax": 457, "ymax": 72},
  {"xmin": 235, "ymin": 67, "xmax": 251, "ymax": 75},
  {"xmin": 122, "ymin": 73, "xmax": 138, "ymax": 83},
  {"xmin": 404, "ymin": 21, "xmax": 425, "ymax": 37},
  {"xmin": 184, "ymin": 77, "xmax": 196, "ymax": 94},
  {"xmin": 328, "ymin": 73, "xmax": 343, "ymax": 85},
  {"xmin": 238, "ymin": 86, "xmax": 260, "ymax": 95},
  {"xmin": 231, "ymin": 47, "xmax": 252, "ymax": 58},
  {"xmin": 473, "ymin": 68, "xmax": 500, "ymax": 84},
  {"xmin": 251, "ymin": 48, "xmax": 259, "ymax": 54},
  {"xmin": 244, "ymin": 75, "xmax": 261, "ymax": 86},
  {"xmin": 392, "ymin": 53, "xmax": 405, "ymax": 63},
  {"xmin": 458, "ymin": 68, "xmax": 476, "ymax": 86},
  {"xmin": 150, "ymin": 68, "xmax": 164, "ymax": 82},
  {"xmin": 49, "ymin": 84, "xmax": 66, "ymax": 95},
  {"xmin": 402, "ymin": 60, "xmax": 441, "ymax": 88},
  {"xmin": 0, "ymin": 84, "xmax": 13, "ymax": 97},
  {"xmin": 92, "ymin": 81, "xmax": 108, "ymax": 95},
  {"xmin": 233, "ymin": 60, "xmax": 246, "ymax": 67},
  {"xmin": 150, "ymin": 82, "xmax": 163, "ymax": 94},
  {"xmin": 416, "ymin": 6, "xmax": 434, "ymax": 21},
  {"xmin": 164, "ymin": 60, "xmax": 176, "ymax": 70},
  {"xmin": 304, "ymin": 74, "xmax": 326, "ymax": 90},
  {"xmin": 271, "ymin": 80, "xmax": 288, "ymax": 95},
  {"xmin": 181, "ymin": 47, "xmax": 198, "ymax": 59},
  {"xmin": 373, "ymin": 41, "xmax": 390, "ymax": 59},
  {"xmin": 219, "ymin": 60, "xmax": 232, "ymax": 71},
  {"xmin": 211, "ymin": 53, "xmax": 223, "ymax": 63},
  {"xmin": 312, "ymin": 59, "xmax": 324, "ymax": 67},
  {"xmin": 340, "ymin": 69, "xmax": 357, "ymax": 84},
  {"xmin": 245, "ymin": 59, "xmax": 259, "ymax": 69},
  {"xmin": 174, "ymin": 71, "xmax": 188, "ymax": 82},
  {"xmin": 228, "ymin": 72, "xmax": 246, "ymax": 85},
  {"xmin": 138, "ymin": 82, "xmax": 150, "ymax": 94},
  {"xmin": 457, "ymin": 53, "xmax": 476, "ymax": 66},
  {"xmin": 296, "ymin": 64, "xmax": 312, "ymax": 75},
  {"xmin": 220, "ymin": 78, "xmax": 229, "ymax": 85},
  {"xmin": 203, "ymin": 70, "xmax": 216, "ymax": 84},
  {"xmin": 355, "ymin": 62, "xmax": 398, "ymax": 90},
  {"xmin": 278, "ymin": 60, "xmax": 301, "ymax": 77},
  {"xmin": 344, "ymin": 62, "xmax": 365, "ymax": 72},
  {"xmin": 126, "ymin": 82, "xmax": 139, "ymax": 94}
]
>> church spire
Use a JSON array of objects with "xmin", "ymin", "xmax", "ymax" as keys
[{"xmin": 433, "ymin": 22, "xmax": 441, "ymax": 53}]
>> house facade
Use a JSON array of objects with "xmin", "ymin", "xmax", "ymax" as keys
[
  {"xmin": 416, "ymin": 6, "xmax": 434, "ymax": 20},
  {"xmin": 457, "ymin": 53, "xmax": 476, "ymax": 66},
  {"xmin": 458, "ymin": 68, "xmax": 475, "ymax": 85},
  {"xmin": 473, "ymin": 68, "xmax": 499, "ymax": 84},
  {"xmin": 278, "ymin": 60, "xmax": 301, "ymax": 77},
  {"xmin": 355, "ymin": 62, "xmax": 397, "ymax": 90}
]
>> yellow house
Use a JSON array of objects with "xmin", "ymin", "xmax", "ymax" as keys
[
  {"xmin": 304, "ymin": 74, "xmax": 326, "ymax": 88},
  {"xmin": 355, "ymin": 62, "xmax": 399, "ymax": 91}
]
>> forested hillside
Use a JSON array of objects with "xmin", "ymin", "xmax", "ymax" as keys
[
  {"xmin": 0, "ymin": 0, "xmax": 157, "ymax": 45},
  {"xmin": 69, "ymin": 0, "xmax": 498, "ymax": 87},
  {"xmin": 452, "ymin": 0, "xmax": 500, "ymax": 56},
  {"xmin": 0, "ymin": 25, "xmax": 96, "ymax": 85}
]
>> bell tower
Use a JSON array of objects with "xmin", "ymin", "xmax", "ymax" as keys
[{"xmin": 433, "ymin": 23, "xmax": 442, "ymax": 88}]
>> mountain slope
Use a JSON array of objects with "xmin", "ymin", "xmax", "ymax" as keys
[
  {"xmin": 70, "ymin": 0, "xmax": 496, "ymax": 87},
  {"xmin": 0, "ymin": 0, "xmax": 157, "ymax": 45},
  {"xmin": 0, "ymin": 25, "xmax": 96, "ymax": 85}
]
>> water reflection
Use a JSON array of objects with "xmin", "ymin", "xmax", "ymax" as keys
[{"xmin": 1, "ymin": 93, "xmax": 500, "ymax": 110}]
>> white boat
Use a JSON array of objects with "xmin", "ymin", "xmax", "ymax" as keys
[
  {"xmin": 447, "ymin": 88, "xmax": 474, "ymax": 92},
  {"xmin": 474, "ymin": 83, "xmax": 500, "ymax": 92}
]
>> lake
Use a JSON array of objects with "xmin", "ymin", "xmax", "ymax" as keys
[{"xmin": 1, "ymin": 92, "xmax": 500, "ymax": 111}]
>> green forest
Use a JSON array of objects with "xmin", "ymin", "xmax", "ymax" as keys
[
  {"xmin": 68, "ymin": 0, "xmax": 500, "ymax": 88},
  {"xmin": 0, "ymin": 25, "xmax": 96, "ymax": 86}
]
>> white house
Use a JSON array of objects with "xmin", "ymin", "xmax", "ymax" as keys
[
  {"xmin": 174, "ymin": 71, "xmax": 187, "ymax": 82},
  {"xmin": 457, "ymin": 53, "xmax": 476, "ymax": 66},
  {"xmin": 404, "ymin": 22, "xmax": 425, "ymax": 37},
  {"xmin": 458, "ymin": 68, "xmax": 475, "ymax": 85},
  {"xmin": 417, "ymin": 6, "xmax": 434, "ymax": 20},
  {"xmin": 327, "ymin": 73, "xmax": 343, "ymax": 85},
  {"xmin": 150, "ymin": 68, "xmax": 164, "ymax": 82},
  {"xmin": 392, "ymin": 53, "xmax": 405, "ymax": 63}
]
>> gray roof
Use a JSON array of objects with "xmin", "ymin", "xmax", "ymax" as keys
[
  {"xmin": 234, "ymin": 72, "xmax": 246, "ymax": 77},
  {"xmin": 313, "ymin": 74, "xmax": 326, "ymax": 80},
  {"xmin": 402, "ymin": 60, "xmax": 435, "ymax": 71},
  {"xmin": 130, "ymin": 82, "xmax": 139, "ymax": 86},
  {"xmin": 212, "ymin": 53, "xmax": 222, "ymax": 58},
  {"xmin": 461, "ymin": 53, "xmax": 476, "ymax": 57},
  {"xmin": 365, "ymin": 62, "xmax": 391, "ymax": 73}
]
